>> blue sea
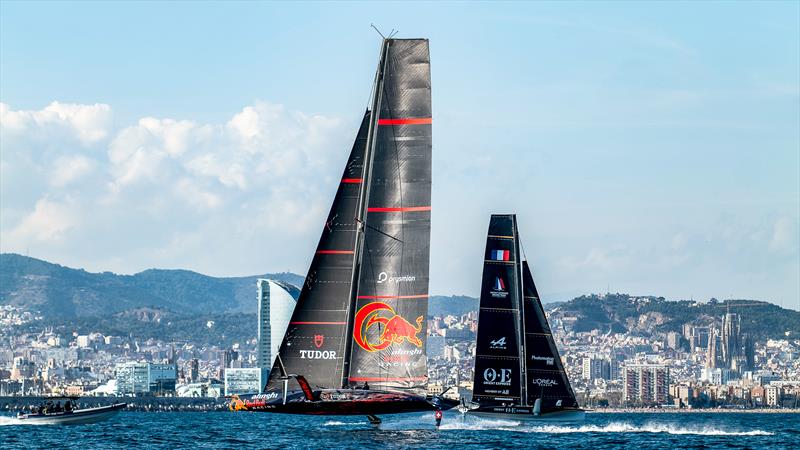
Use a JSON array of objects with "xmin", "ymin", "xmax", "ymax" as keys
[{"xmin": 1, "ymin": 411, "xmax": 798, "ymax": 449}]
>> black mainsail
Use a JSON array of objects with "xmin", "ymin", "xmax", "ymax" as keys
[
  {"xmin": 469, "ymin": 214, "xmax": 581, "ymax": 420},
  {"xmin": 246, "ymin": 38, "xmax": 439, "ymax": 417},
  {"xmin": 347, "ymin": 38, "xmax": 432, "ymax": 393}
]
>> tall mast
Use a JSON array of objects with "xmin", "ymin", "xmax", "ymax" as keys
[
  {"xmin": 514, "ymin": 220, "xmax": 528, "ymax": 405},
  {"xmin": 341, "ymin": 38, "xmax": 389, "ymax": 388}
]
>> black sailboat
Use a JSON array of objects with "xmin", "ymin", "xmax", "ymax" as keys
[
  {"xmin": 465, "ymin": 214, "xmax": 584, "ymax": 421},
  {"xmin": 233, "ymin": 38, "xmax": 453, "ymax": 420}
]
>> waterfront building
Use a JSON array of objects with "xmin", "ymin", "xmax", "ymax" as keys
[
  {"xmin": 765, "ymin": 386, "xmax": 782, "ymax": 406},
  {"xmin": 622, "ymin": 364, "xmax": 670, "ymax": 405},
  {"xmin": 224, "ymin": 367, "xmax": 269, "ymax": 396},
  {"xmin": 176, "ymin": 381, "xmax": 223, "ymax": 398},
  {"xmin": 115, "ymin": 362, "xmax": 177, "ymax": 395},
  {"xmin": 256, "ymin": 279, "xmax": 300, "ymax": 370}
]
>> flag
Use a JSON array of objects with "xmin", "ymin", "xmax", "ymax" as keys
[{"xmin": 490, "ymin": 249, "xmax": 510, "ymax": 261}]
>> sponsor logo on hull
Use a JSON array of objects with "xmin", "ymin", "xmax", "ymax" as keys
[
  {"xmin": 483, "ymin": 368, "xmax": 512, "ymax": 386},
  {"xmin": 530, "ymin": 378, "xmax": 559, "ymax": 386},
  {"xmin": 532, "ymin": 355, "xmax": 555, "ymax": 365},
  {"xmin": 300, "ymin": 350, "xmax": 337, "ymax": 359},
  {"xmin": 353, "ymin": 302, "xmax": 424, "ymax": 352},
  {"xmin": 314, "ymin": 334, "xmax": 325, "ymax": 348}
]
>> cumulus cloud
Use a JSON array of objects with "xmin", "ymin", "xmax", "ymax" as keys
[
  {"xmin": 0, "ymin": 100, "xmax": 349, "ymax": 277},
  {"xmin": 1, "ymin": 101, "xmax": 112, "ymax": 145},
  {"xmin": 8, "ymin": 197, "xmax": 77, "ymax": 242}
]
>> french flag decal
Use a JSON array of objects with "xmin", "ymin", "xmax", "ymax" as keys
[
  {"xmin": 494, "ymin": 277, "xmax": 506, "ymax": 291},
  {"xmin": 491, "ymin": 249, "xmax": 510, "ymax": 261}
]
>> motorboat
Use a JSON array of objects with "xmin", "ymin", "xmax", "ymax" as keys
[{"xmin": 16, "ymin": 398, "xmax": 126, "ymax": 425}]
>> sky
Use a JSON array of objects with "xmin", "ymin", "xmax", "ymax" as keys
[{"xmin": 1, "ymin": 1, "xmax": 798, "ymax": 310}]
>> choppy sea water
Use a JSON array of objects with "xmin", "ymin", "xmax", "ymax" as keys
[{"xmin": 1, "ymin": 411, "xmax": 798, "ymax": 449}]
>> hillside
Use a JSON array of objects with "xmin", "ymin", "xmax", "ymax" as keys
[
  {"xmin": 550, "ymin": 293, "xmax": 800, "ymax": 340},
  {"xmin": 3, "ymin": 254, "xmax": 797, "ymax": 342},
  {"xmin": 0, "ymin": 253, "xmax": 302, "ymax": 318}
]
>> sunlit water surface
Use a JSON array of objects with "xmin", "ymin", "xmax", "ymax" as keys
[{"xmin": 1, "ymin": 411, "xmax": 798, "ymax": 449}]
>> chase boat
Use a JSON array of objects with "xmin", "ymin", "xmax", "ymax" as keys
[{"xmin": 16, "ymin": 398, "xmax": 126, "ymax": 425}]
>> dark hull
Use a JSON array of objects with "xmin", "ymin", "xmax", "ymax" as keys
[
  {"xmin": 232, "ymin": 389, "xmax": 455, "ymax": 416},
  {"xmin": 16, "ymin": 403, "xmax": 126, "ymax": 425},
  {"xmin": 465, "ymin": 405, "xmax": 585, "ymax": 422}
]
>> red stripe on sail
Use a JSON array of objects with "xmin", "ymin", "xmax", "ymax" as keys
[
  {"xmin": 348, "ymin": 376, "xmax": 428, "ymax": 382},
  {"xmin": 290, "ymin": 321, "xmax": 347, "ymax": 325},
  {"xmin": 316, "ymin": 250, "xmax": 354, "ymax": 255},
  {"xmin": 341, "ymin": 178, "xmax": 362, "ymax": 183},
  {"xmin": 367, "ymin": 206, "xmax": 431, "ymax": 213},
  {"xmin": 377, "ymin": 118, "xmax": 432, "ymax": 125},
  {"xmin": 357, "ymin": 295, "xmax": 429, "ymax": 299}
]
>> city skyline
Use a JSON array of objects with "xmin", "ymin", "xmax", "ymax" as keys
[{"xmin": 1, "ymin": 2, "xmax": 798, "ymax": 309}]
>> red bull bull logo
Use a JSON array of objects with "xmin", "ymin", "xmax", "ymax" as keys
[{"xmin": 353, "ymin": 302, "xmax": 424, "ymax": 352}]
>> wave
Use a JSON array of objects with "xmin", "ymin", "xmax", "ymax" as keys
[
  {"xmin": 0, "ymin": 416, "xmax": 50, "ymax": 426},
  {"xmin": 438, "ymin": 416, "xmax": 772, "ymax": 436},
  {"xmin": 323, "ymin": 420, "xmax": 359, "ymax": 427},
  {"xmin": 503, "ymin": 422, "xmax": 773, "ymax": 436}
]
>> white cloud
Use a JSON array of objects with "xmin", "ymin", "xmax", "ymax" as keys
[
  {"xmin": 769, "ymin": 217, "xmax": 798, "ymax": 254},
  {"xmin": 0, "ymin": 101, "xmax": 112, "ymax": 145},
  {"xmin": 50, "ymin": 154, "xmax": 95, "ymax": 187},
  {"xmin": 1, "ymin": 100, "xmax": 349, "ymax": 279},
  {"xmin": 8, "ymin": 197, "xmax": 77, "ymax": 242}
]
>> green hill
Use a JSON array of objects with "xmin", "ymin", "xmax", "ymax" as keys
[{"xmin": 0, "ymin": 253, "xmax": 302, "ymax": 318}]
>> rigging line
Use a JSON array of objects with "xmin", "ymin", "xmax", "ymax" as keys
[
  {"xmin": 356, "ymin": 218, "xmax": 403, "ymax": 243},
  {"xmin": 520, "ymin": 237, "xmax": 528, "ymax": 262},
  {"xmin": 370, "ymin": 23, "xmax": 386, "ymax": 39}
]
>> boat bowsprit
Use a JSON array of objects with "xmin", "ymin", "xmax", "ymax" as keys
[{"xmin": 16, "ymin": 403, "xmax": 126, "ymax": 425}]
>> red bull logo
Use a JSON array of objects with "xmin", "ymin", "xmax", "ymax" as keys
[{"xmin": 353, "ymin": 302, "xmax": 424, "ymax": 352}]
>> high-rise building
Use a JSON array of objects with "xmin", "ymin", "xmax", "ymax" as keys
[
  {"xmin": 689, "ymin": 326, "xmax": 710, "ymax": 352},
  {"xmin": 706, "ymin": 326, "xmax": 719, "ymax": 369},
  {"xmin": 722, "ymin": 312, "xmax": 741, "ymax": 369},
  {"xmin": 256, "ymin": 279, "xmax": 300, "ymax": 370},
  {"xmin": 189, "ymin": 358, "xmax": 199, "ymax": 383},
  {"xmin": 582, "ymin": 356, "xmax": 611, "ymax": 381},
  {"xmin": 622, "ymin": 364, "xmax": 670, "ymax": 405},
  {"xmin": 743, "ymin": 333, "xmax": 755, "ymax": 372},
  {"xmin": 666, "ymin": 332, "xmax": 681, "ymax": 350}
]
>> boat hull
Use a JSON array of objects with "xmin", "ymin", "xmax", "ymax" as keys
[
  {"xmin": 16, "ymin": 403, "xmax": 126, "ymax": 425},
  {"xmin": 466, "ymin": 407, "xmax": 585, "ymax": 422},
  {"xmin": 231, "ymin": 389, "xmax": 456, "ymax": 416}
]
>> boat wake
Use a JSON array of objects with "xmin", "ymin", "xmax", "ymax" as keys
[
  {"xmin": 327, "ymin": 414, "xmax": 772, "ymax": 436},
  {"xmin": 0, "ymin": 416, "xmax": 47, "ymax": 426},
  {"xmin": 446, "ymin": 417, "xmax": 770, "ymax": 435},
  {"xmin": 323, "ymin": 421, "xmax": 355, "ymax": 427}
]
